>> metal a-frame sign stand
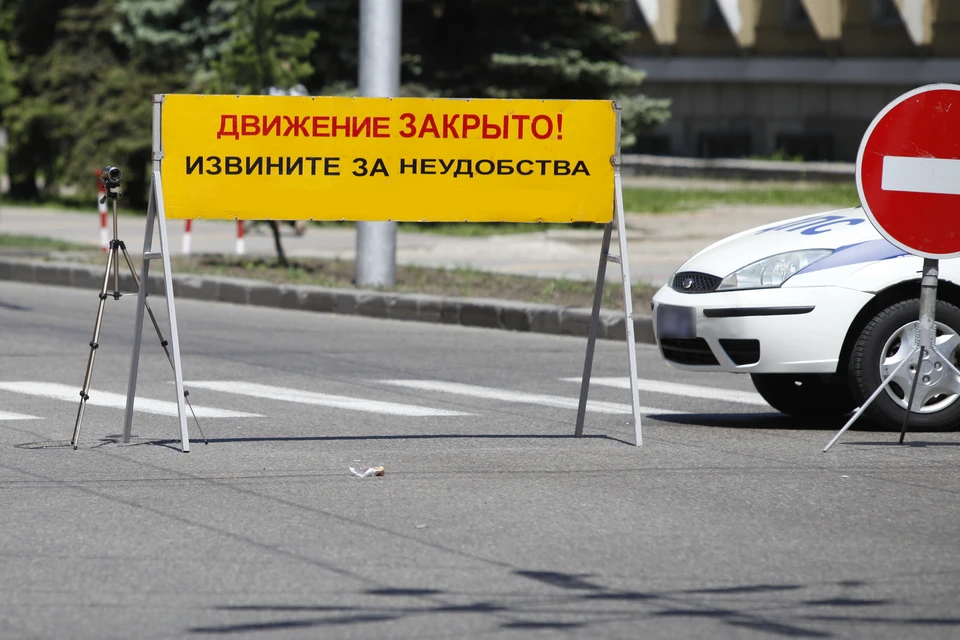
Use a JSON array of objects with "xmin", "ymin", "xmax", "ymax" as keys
[
  {"xmin": 123, "ymin": 96, "xmax": 192, "ymax": 452},
  {"xmin": 85, "ymin": 95, "xmax": 641, "ymax": 452},
  {"xmin": 575, "ymin": 103, "xmax": 642, "ymax": 446}
]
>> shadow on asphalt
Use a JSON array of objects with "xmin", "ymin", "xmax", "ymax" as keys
[
  {"xmin": 186, "ymin": 569, "xmax": 960, "ymax": 637},
  {"xmin": 23, "ymin": 414, "xmax": 957, "ymax": 453},
  {"xmin": 15, "ymin": 433, "xmax": 638, "ymax": 452},
  {"xmin": 0, "ymin": 299, "xmax": 30, "ymax": 311},
  {"xmin": 648, "ymin": 412, "xmax": 957, "ymax": 434},
  {"xmin": 843, "ymin": 440, "xmax": 960, "ymax": 448}
]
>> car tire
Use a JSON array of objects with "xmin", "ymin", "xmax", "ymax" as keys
[
  {"xmin": 849, "ymin": 299, "xmax": 960, "ymax": 431},
  {"xmin": 750, "ymin": 373, "xmax": 856, "ymax": 417}
]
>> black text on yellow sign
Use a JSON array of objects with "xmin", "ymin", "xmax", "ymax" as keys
[{"xmin": 160, "ymin": 95, "xmax": 618, "ymax": 223}]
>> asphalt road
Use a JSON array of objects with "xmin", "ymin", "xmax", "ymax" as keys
[{"xmin": 1, "ymin": 280, "xmax": 959, "ymax": 639}]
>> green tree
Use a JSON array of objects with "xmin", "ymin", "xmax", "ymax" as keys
[
  {"xmin": 301, "ymin": 0, "xmax": 669, "ymax": 144},
  {"xmin": 2, "ymin": 0, "xmax": 70, "ymax": 199},
  {"xmin": 303, "ymin": 0, "xmax": 358, "ymax": 95},
  {"xmin": 400, "ymin": 0, "xmax": 669, "ymax": 144},
  {"xmin": 0, "ymin": 42, "xmax": 15, "ymax": 112},
  {"xmin": 200, "ymin": 0, "xmax": 318, "ymax": 266},
  {"xmin": 112, "ymin": 0, "xmax": 214, "ymax": 82},
  {"xmin": 3, "ymin": 0, "xmax": 191, "ymax": 204},
  {"xmin": 205, "ymin": 0, "xmax": 317, "ymax": 95},
  {"xmin": 1, "ymin": 0, "xmax": 666, "ymax": 206}
]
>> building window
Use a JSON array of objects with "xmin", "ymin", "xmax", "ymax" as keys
[
  {"xmin": 783, "ymin": 0, "xmax": 812, "ymax": 28},
  {"xmin": 697, "ymin": 131, "xmax": 752, "ymax": 159},
  {"xmin": 774, "ymin": 133, "xmax": 835, "ymax": 162},
  {"xmin": 702, "ymin": 0, "xmax": 727, "ymax": 28},
  {"xmin": 870, "ymin": 0, "xmax": 903, "ymax": 27}
]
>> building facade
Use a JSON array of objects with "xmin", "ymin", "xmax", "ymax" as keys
[{"xmin": 623, "ymin": 0, "xmax": 960, "ymax": 161}]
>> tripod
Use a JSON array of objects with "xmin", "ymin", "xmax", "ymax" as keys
[
  {"xmin": 71, "ymin": 169, "xmax": 207, "ymax": 450},
  {"xmin": 824, "ymin": 258, "xmax": 960, "ymax": 451}
]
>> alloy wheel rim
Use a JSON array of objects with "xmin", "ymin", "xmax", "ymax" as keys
[{"xmin": 878, "ymin": 320, "xmax": 960, "ymax": 414}]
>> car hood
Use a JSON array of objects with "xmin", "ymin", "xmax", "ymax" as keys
[{"xmin": 676, "ymin": 207, "xmax": 893, "ymax": 278}]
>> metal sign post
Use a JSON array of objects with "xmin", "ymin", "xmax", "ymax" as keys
[
  {"xmin": 825, "ymin": 84, "xmax": 960, "ymax": 452},
  {"xmin": 824, "ymin": 258, "xmax": 960, "ymax": 451},
  {"xmin": 355, "ymin": 0, "xmax": 401, "ymax": 287}
]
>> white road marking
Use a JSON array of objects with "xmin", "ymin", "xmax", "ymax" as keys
[
  {"xmin": 0, "ymin": 382, "xmax": 261, "ymax": 418},
  {"xmin": 183, "ymin": 381, "xmax": 472, "ymax": 417},
  {"xmin": 0, "ymin": 410, "xmax": 41, "ymax": 421},
  {"xmin": 377, "ymin": 380, "xmax": 685, "ymax": 415},
  {"xmin": 560, "ymin": 377, "xmax": 770, "ymax": 408},
  {"xmin": 882, "ymin": 156, "xmax": 960, "ymax": 196}
]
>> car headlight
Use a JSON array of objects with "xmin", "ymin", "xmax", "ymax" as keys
[{"xmin": 717, "ymin": 249, "xmax": 833, "ymax": 291}]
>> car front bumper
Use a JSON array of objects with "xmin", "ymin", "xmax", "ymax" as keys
[{"xmin": 651, "ymin": 284, "xmax": 875, "ymax": 374}]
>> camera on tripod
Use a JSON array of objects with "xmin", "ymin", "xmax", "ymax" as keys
[
  {"xmin": 100, "ymin": 166, "xmax": 122, "ymax": 188},
  {"xmin": 99, "ymin": 166, "xmax": 122, "ymax": 203}
]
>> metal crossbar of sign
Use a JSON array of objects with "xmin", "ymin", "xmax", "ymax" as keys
[{"xmin": 115, "ymin": 93, "xmax": 642, "ymax": 452}]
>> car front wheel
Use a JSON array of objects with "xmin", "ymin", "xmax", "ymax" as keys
[
  {"xmin": 848, "ymin": 299, "xmax": 960, "ymax": 431},
  {"xmin": 751, "ymin": 373, "xmax": 856, "ymax": 418}
]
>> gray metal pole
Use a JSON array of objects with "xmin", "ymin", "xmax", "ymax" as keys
[{"xmin": 356, "ymin": 0, "xmax": 401, "ymax": 286}]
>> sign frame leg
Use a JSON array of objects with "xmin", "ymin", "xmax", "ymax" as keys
[
  {"xmin": 153, "ymin": 171, "xmax": 190, "ymax": 453},
  {"xmin": 122, "ymin": 180, "xmax": 156, "ymax": 444},
  {"xmin": 575, "ymin": 220, "xmax": 613, "ymax": 438},
  {"xmin": 575, "ymin": 173, "xmax": 642, "ymax": 446},
  {"xmin": 123, "ymin": 94, "xmax": 190, "ymax": 453},
  {"xmin": 614, "ymin": 173, "xmax": 642, "ymax": 446}
]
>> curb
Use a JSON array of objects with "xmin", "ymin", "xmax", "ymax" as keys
[{"xmin": 0, "ymin": 257, "xmax": 657, "ymax": 344}]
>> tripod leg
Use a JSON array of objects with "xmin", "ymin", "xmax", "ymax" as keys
[
  {"xmin": 824, "ymin": 346, "xmax": 918, "ymax": 452},
  {"xmin": 72, "ymin": 247, "xmax": 116, "ymax": 449},
  {"xmin": 118, "ymin": 245, "xmax": 207, "ymax": 444},
  {"xmin": 900, "ymin": 346, "xmax": 926, "ymax": 444},
  {"xmin": 183, "ymin": 390, "xmax": 207, "ymax": 444},
  {"xmin": 112, "ymin": 199, "xmax": 121, "ymax": 297}
]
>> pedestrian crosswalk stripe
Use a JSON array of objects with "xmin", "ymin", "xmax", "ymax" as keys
[
  {"xmin": 0, "ymin": 410, "xmax": 41, "ymax": 421},
  {"xmin": 560, "ymin": 377, "xmax": 769, "ymax": 407},
  {"xmin": 377, "ymin": 380, "xmax": 685, "ymax": 415},
  {"xmin": 0, "ymin": 382, "xmax": 261, "ymax": 418},
  {"xmin": 182, "ymin": 381, "xmax": 473, "ymax": 417}
]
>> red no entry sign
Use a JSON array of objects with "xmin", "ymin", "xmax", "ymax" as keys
[{"xmin": 857, "ymin": 83, "xmax": 960, "ymax": 259}]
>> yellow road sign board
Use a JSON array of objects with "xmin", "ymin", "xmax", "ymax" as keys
[{"xmin": 159, "ymin": 94, "xmax": 617, "ymax": 223}]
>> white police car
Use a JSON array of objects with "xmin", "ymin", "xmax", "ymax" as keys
[{"xmin": 651, "ymin": 207, "xmax": 960, "ymax": 430}]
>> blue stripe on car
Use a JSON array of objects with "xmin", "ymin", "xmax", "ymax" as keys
[
  {"xmin": 799, "ymin": 239, "xmax": 909, "ymax": 274},
  {"xmin": 756, "ymin": 215, "xmax": 867, "ymax": 235}
]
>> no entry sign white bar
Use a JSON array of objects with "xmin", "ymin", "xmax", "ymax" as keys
[{"xmin": 882, "ymin": 155, "xmax": 960, "ymax": 196}]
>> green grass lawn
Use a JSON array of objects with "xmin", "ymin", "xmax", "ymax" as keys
[
  {"xmin": 620, "ymin": 183, "xmax": 861, "ymax": 214},
  {"xmin": 0, "ymin": 233, "xmax": 96, "ymax": 251},
  {"xmin": 174, "ymin": 255, "xmax": 653, "ymax": 311},
  {"xmin": 395, "ymin": 183, "xmax": 861, "ymax": 235}
]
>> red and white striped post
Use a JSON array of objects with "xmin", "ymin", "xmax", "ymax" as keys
[
  {"xmin": 97, "ymin": 178, "xmax": 108, "ymax": 252},
  {"xmin": 236, "ymin": 220, "xmax": 245, "ymax": 255},
  {"xmin": 182, "ymin": 220, "xmax": 193, "ymax": 255}
]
